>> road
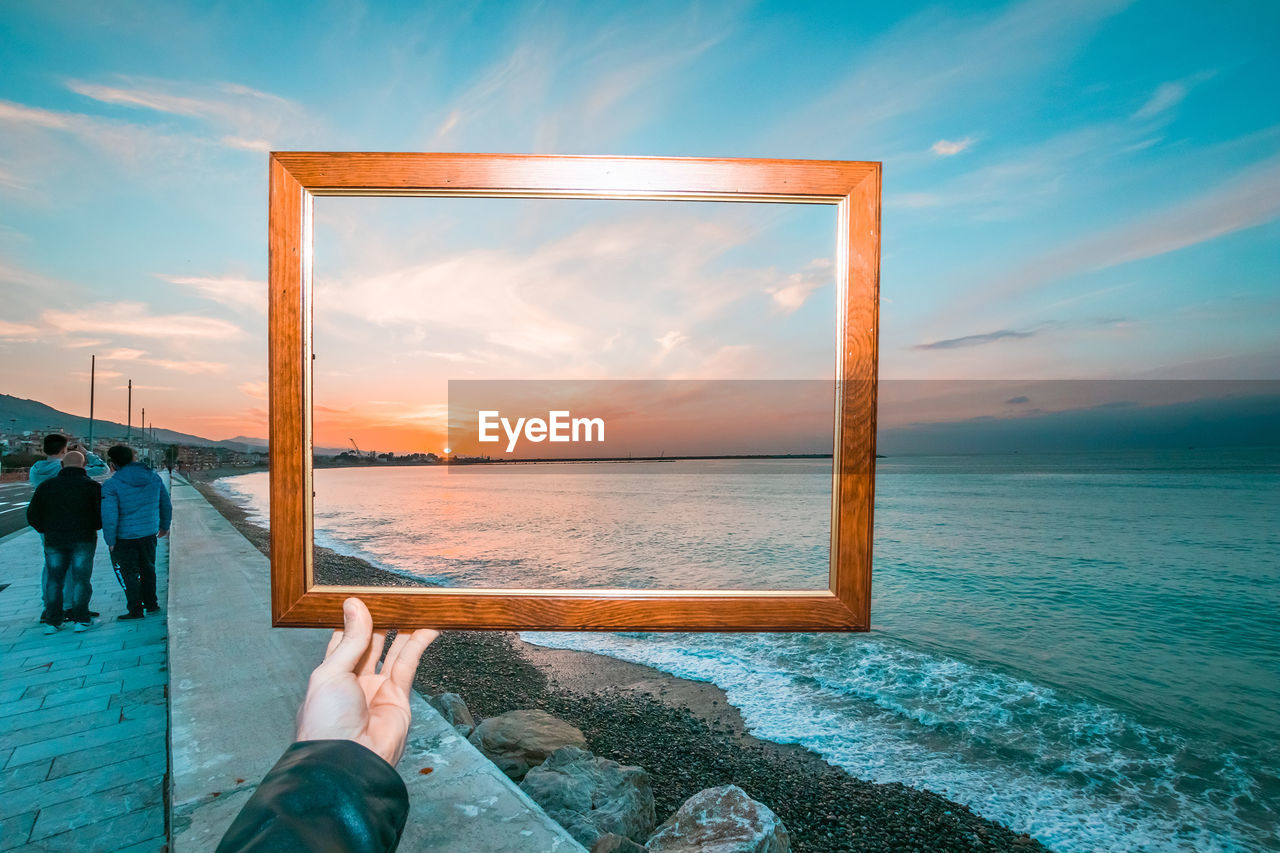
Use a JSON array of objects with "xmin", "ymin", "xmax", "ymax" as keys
[{"xmin": 0, "ymin": 479, "xmax": 33, "ymax": 538}]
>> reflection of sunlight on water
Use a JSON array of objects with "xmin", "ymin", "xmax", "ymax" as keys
[
  {"xmin": 215, "ymin": 450, "xmax": 1280, "ymax": 852},
  {"xmin": 220, "ymin": 460, "xmax": 834, "ymax": 590}
]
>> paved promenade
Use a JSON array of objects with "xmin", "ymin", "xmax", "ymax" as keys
[
  {"xmin": 1, "ymin": 473, "xmax": 582, "ymax": 852},
  {"xmin": 0, "ymin": 523, "xmax": 169, "ymax": 851}
]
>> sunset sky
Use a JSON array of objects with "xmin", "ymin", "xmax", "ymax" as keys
[{"xmin": 1, "ymin": 1, "xmax": 1277, "ymax": 452}]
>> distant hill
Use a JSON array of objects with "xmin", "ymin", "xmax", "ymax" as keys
[{"xmin": 0, "ymin": 393, "xmax": 263, "ymax": 451}]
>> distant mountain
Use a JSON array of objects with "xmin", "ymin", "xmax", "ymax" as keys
[
  {"xmin": 0, "ymin": 393, "xmax": 260, "ymax": 451},
  {"xmin": 0, "ymin": 394, "xmax": 372, "ymax": 454},
  {"xmin": 224, "ymin": 435, "xmax": 268, "ymax": 448}
]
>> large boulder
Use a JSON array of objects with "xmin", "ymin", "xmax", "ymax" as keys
[
  {"xmin": 592, "ymin": 833, "xmax": 649, "ymax": 853},
  {"xmin": 467, "ymin": 709, "xmax": 587, "ymax": 780},
  {"xmin": 428, "ymin": 692, "xmax": 476, "ymax": 737},
  {"xmin": 521, "ymin": 746, "xmax": 656, "ymax": 849},
  {"xmin": 647, "ymin": 785, "xmax": 790, "ymax": 853}
]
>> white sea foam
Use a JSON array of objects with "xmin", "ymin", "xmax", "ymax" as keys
[{"xmin": 521, "ymin": 630, "xmax": 1276, "ymax": 852}]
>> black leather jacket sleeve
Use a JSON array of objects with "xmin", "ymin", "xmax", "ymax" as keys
[{"xmin": 216, "ymin": 740, "xmax": 409, "ymax": 853}]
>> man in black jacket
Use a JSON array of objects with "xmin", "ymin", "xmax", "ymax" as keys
[
  {"xmin": 217, "ymin": 598, "xmax": 438, "ymax": 852},
  {"xmin": 26, "ymin": 450, "xmax": 102, "ymax": 634}
]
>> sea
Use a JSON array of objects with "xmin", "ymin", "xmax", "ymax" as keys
[{"xmin": 215, "ymin": 448, "xmax": 1280, "ymax": 852}]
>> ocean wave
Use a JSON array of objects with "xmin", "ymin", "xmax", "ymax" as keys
[{"xmin": 520, "ymin": 630, "xmax": 1278, "ymax": 852}]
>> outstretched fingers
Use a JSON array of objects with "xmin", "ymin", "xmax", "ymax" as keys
[
  {"xmin": 388, "ymin": 629, "xmax": 439, "ymax": 693},
  {"xmin": 320, "ymin": 598, "xmax": 373, "ymax": 673}
]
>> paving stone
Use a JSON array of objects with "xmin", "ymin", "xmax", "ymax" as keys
[
  {"xmin": 7, "ymin": 714, "xmax": 163, "ymax": 768},
  {"xmin": 113, "ymin": 836, "xmax": 169, "ymax": 853},
  {"xmin": 0, "ymin": 810, "xmax": 35, "ymax": 851},
  {"xmin": 83, "ymin": 663, "xmax": 152, "ymax": 687},
  {"xmin": 91, "ymin": 643, "xmax": 164, "ymax": 667},
  {"xmin": 22, "ymin": 801, "xmax": 163, "ymax": 851},
  {"xmin": 121, "ymin": 667, "xmax": 169, "ymax": 691},
  {"xmin": 2, "ymin": 636, "xmax": 83, "ymax": 656},
  {"xmin": 0, "ymin": 696, "xmax": 43, "ymax": 719},
  {"xmin": 0, "ymin": 753, "xmax": 163, "ymax": 821},
  {"xmin": 0, "ymin": 758, "xmax": 50, "ymax": 794},
  {"xmin": 0, "ymin": 696, "xmax": 112, "ymax": 737},
  {"xmin": 39, "ymin": 680, "xmax": 122, "ymax": 709},
  {"xmin": 71, "ymin": 637, "xmax": 128, "ymax": 655},
  {"xmin": 18, "ymin": 677, "xmax": 90, "ymax": 701},
  {"xmin": 30, "ymin": 775, "xmax": 164, "ymax": 839},
  {"xmin": 123, "ymin": 632, "xmax": 167, "ymax": 649},
  {"xmin": 109, "ymin": 684, "xmax": 167, "ymax": 710},
  {"xmin": 48, "ymin": 733, "xmax": 164, "ymax": 780},
  {"xmin": 12, "ymin": 662, "xmax": 103, "ymax": 690},
  {"xmin": 0, "ymin": 708, "xmax": 122, "ymax": 754},
  {"xmin": 98, "ymin": 654, "xmax": 142, "ymax": 673},
  {"xmin": 15, "ymin": 653, "xmax": 91, "ymax": 671}
]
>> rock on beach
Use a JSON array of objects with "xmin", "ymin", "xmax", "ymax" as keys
[
  {"xmin": 647, "ymin": 784, "xmax": 790, "ymax": 853},
  {"xmin": 468, "ymin": 708, "xmax": 588, "ymax": 780},
  {"xmin": 520, "ymin": 745, "xmax": 656, "ymax": 849},
  {"xmin": 428, "ymin": 691, "xmax": 476, "ymax": 737}
]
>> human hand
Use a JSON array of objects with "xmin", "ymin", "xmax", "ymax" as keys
[
  {"xmin": 295, "ymin": 597, "xmax": 439, "ymax": 766},
  {"xmin": 158, "ymin": 529, "xmax": 169, "ymax": 539}
]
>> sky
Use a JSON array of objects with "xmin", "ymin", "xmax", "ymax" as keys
[{"xmin": 0, "ymin": 0, "xmax": 1277, "ymax": 451}]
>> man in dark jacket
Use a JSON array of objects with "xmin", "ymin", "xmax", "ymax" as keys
[
  {"xmin": 102, "ymin": 444, "xmax": 172, "ymax": 620},
  {"xmin": 26, "ymin": 451, "xmax": 102, "ymax": 634},
  {"xmin": 217, "ymin": 598, "xmax": 438, "ymax": 852}
]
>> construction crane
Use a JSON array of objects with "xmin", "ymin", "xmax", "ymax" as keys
[{"xmin": 349, "ymin": 438, "xmax": 363, "ymax": 458}]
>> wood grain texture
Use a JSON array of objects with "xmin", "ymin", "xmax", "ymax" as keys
[
  {"xmin": 267, "ymin": 152, "xmax": 880, "ymax": 631},
  {"xmin": 833, "ymin": 166, "xmax": 881, "ymax": 631},
  {"xmin": 268, "ymin": 156, "xmax": 311, "ymax": 625},
  {"xmin": 280, "ymin": 589, "xmax": 861, "ymax": 632},
  {"xmin": 271, "ymin": 152, "xmax": 876, "ymax": 199}
]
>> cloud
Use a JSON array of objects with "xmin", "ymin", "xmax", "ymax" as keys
[
  {"xmin": 159, "ymin": 274, "xmax": 266, "ymax": 313},
  {"xmin": 0, "ymin": 101, "xmax": 71, "ymax": 130},
  {"xmin": 765, "ymin": 0, "xmax": 1131, "ymax": 153},
  {"xmin": 316, "ymin": 213, "xmax": 760, "ymax": 376},
  {"xmin": 219, "ymin": 136, "xmax": 272, "ymax": 152},
  {"xmin": 239, "ymin": 381, "xmax": 267, "ymax": 399},
  {"xmin": 142, "ymin": 359, "xmax": 228, "ymax": 374},
  {"xmin": 656, "ymin": 330, "xmax": 688, "ymax": 354},
  {"xmin": 766, "ymin": 259, "xmax": 834, "ymax": 314},
  {"xmin": 100, "ymin": 347, "xmax": 146, "ymax": 360},
  {"xmin": 42, "ymin": 302, "xmax": 244, "ymax": 340},
  {"xmin": 428, "ymin": 5, "xmax": 735, "ymax": 151},
  {"xmin": 1132, "ymin": 72, "xmax": 1215, "ymax": 121},
  {"xmin": 973, "ymin": 152, "xmax": 1280, "ymax": 306},
  {"xmin": 0, "ymin": 319, "xmax": 39, "ymax": 339},
  {"xmin": 915, "ymin": 328, "xmax": 1036, "ymax": 350},
  {"xmin": 114, "ymin": 384, "xmax": 174, "ymax": 391},
  {"xmin": 931, "ymin": 137, "xmax": 974, "ymax": 156},
  {"xmin": 67, "ymin": 78, "xmax": 305, "ymax": 146},
  {"xmin": 1133, "ymin": 82, "xmax": 1188, "ymax": 121}
]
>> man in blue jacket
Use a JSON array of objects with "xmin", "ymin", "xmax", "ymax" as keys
[
  {"xmin": 29, "ymin": 433, "xmax": 109, "ymax": 487},
  {"xmin": 102, "ymin": 444, "xmax": 172, "ymax": 620}
]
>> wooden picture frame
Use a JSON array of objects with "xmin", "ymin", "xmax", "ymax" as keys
[{"xmin": 268, "ymin": 152, "xmax": 880, "ymax": 630}]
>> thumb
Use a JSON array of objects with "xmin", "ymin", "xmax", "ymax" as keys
[{"xmin": 320, "ymin": 598, "xmax": 373, "ymax": 673}]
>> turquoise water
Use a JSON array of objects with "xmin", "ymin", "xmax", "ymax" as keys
[{"xmin": 217, "ymin": 448, "xmax": 1280, "ymax": 851}]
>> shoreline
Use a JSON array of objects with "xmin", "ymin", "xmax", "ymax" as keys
[{"xmin": 192, "ymin": 469, "xmax": 1046, "ymax": 852}]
